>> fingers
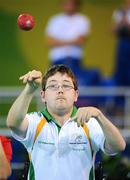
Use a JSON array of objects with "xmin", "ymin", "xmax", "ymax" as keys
[
  {"xmin": 71, "ymin": 107, "xmax": 101, "ymax": 127},
  {"xmin": 71, "ymin": 116, "xmax": 80, "ymax": 127},
  {"xmin": 19, "ymin": 70, "xmax": 42, "ymax": 84},
  {"xmin": 71, "ymin": 115, "xmax": 85, "ymax": 127},
  {"xmin": 74, "ymin": 108, "xmax": 89, "ymax": 127}
]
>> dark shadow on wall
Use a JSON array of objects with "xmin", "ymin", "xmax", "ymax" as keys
[{"xmin": 0, "ymin": 9, "xmax": 31, "ymax": 86}]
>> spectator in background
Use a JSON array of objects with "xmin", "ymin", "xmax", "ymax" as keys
[
  {"xmin": 45, "ymin": 0, "xmax": 97, "ymax": 86},
  {"xmin": 0, "ymin": 136, "xmax": 12, "ymax": 180},
  {"xmin": 112, "ymin": 0, "xmax": 130, "ymax": 86}
]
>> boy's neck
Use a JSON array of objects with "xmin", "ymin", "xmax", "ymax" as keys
[{"xmin": 49, "ymin": 108, "xmax": 73, "ymax": 126}]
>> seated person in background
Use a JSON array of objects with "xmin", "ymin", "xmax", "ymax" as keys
[
  {"xmin": 0, "ymin": 136, "xmax": 12, "ymax": 180},
  {"xmin": 45, "ymin": 0, "xmax": 91, "ymax": 75}
]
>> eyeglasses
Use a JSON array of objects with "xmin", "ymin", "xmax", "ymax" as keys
[{"xmin": 45, "ymin": 84, "xmax": 75, "ymax": 91}]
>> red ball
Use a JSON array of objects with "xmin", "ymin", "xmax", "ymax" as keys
[{"xmin": 17, "ymin": 13, "xmax": 35, "ymax": 31}]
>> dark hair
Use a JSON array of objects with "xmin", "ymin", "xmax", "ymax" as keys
[{"xmin": 42, "ymin": 64, "xmax": 78, "ymax": 91}]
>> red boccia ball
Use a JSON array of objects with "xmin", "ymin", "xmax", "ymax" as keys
[{"xmin": 17, "ymin": 13, "xmax": 35, "ymax": 31}]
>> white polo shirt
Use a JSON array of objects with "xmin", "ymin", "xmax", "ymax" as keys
[
  {"xmin": 45, "ymin": 13, "xmax": 91, "ymax": 61},
  {"xmin": 12, "ymin": 107, "xmax": 107, "ymax": 180}
]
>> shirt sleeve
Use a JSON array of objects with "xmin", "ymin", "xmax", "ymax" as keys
[
  {"xmin": 11, "ymin": 112, "xmax": 42, "ymax": 153},
  {"xmin": 87, "ymin": 118, "xmax": 106, "ymax": 153},
  {"xmin": 79, "ymin": 15, "xmax": 91, "ymax": 36},
  {"xmin": 87, "ymin": 118, "xmax": 117, "ymax": 155},
  {"xmin": 0, "ymin": 136, "xmax": 12, "ymax": 161},
  {"xmin": 45, "ymin": 15, "xmax": 58, "ymax": 36}
]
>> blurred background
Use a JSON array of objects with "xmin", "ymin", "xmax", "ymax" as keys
[
  {"xmin": 0, "ymin": 0, "xmax": 122, "ymax": 84},
  {"xmin": 0, "ymin": 0, "xmax": 130, "ymax": 179}
]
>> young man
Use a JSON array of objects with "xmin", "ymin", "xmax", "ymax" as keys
[
  {"xmin": 7, "ymin": 65, "xmax": 126, "ymax": 180},
  {"xmin": 0, "ymin": 136, "xmax": 12, "ymax": 180},
  {"xmin": 45, "ymin": 0, "xmax": 91, "ymax": 76}
]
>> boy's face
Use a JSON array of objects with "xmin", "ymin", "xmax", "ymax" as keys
[{"xmin": 41, "ymin": 72, "xmax": 78, "ymax": 115}]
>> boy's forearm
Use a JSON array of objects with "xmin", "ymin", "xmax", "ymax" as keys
[
  {"xmin": 97, "ymin": 113, "xmax": 126, "ymax": 153},
  {"xmin": 7, "ymin": 84, "xmax": 34, "ymax": 129}
]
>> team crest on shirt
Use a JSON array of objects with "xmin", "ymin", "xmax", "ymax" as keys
[
  {"xmin": 69, "ymin": 133, "xmax": 88, "ymax": 151},
  {"xmin": 75, "ymin": 134, "xmax": 82, "ymax": 143}
]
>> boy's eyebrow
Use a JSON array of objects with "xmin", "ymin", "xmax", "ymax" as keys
[
  {"xmin": 63, "ymin": 80, "xmax": 73, "ymax": 84},
  {"xmin": 47, "ymin": 80, "xmax": 72, "ymax": 84},
  {"xmin": 47, "ymin": 80, "xmax": 57, "ymax": 83}
]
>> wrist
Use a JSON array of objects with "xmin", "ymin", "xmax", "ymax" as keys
[
  {"xmin": 25, "ymin": 83, "xmax": 38, "ymax": 94},
  {"xmin": 96, "ymin": 111, "xmax": 104, "ymax": 122}
]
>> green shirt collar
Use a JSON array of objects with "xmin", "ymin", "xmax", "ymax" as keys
[{"xmin": 41, "ymin": 106, "xmax": 77, "ymax": 126}]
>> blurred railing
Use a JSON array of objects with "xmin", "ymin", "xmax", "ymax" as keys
[{"xmin": 0, "ymin": 86, "xmax": 130, "ymax": 140}]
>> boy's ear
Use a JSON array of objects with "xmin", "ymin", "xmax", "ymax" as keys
[
  {"xmin": 40, "ymin": 90, "xmax": 46, "ymax": 102},
  {"xmin": 74, "ymin": 90, "xmax": 79, "ymax": 102}
]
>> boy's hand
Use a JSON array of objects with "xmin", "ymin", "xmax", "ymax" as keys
[
  {"xmin": 19, "ymin": 70, "xmax": 42, "ymax": 89},
  {"xmin": 71, "ymin": 107, "xmax": 101, "ymax": 127}
]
